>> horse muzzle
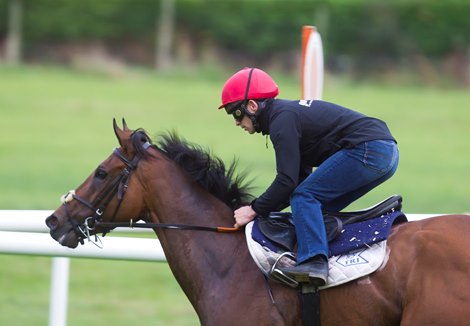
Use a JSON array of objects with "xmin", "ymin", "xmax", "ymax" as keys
[{"xmin": 45, "ymin": 214, "xmax": 81, "ymax": 248}]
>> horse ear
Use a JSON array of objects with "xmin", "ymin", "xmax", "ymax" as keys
[
  {"xmin": 113, "ymin": 118, "xmax": 126, "ymax": 148},
  {"xmin": 122, "ymin": 118, "xmax": 130, "ymax": 131}
]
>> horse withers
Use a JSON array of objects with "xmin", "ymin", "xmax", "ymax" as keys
[{"xmin": 46, "ymin": 119, "xmax": 470, "ymax": 325}]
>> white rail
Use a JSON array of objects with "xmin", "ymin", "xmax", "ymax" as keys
[{"xmin": 0, "ymin": 230, "xmax": 165, "ymax": 260}]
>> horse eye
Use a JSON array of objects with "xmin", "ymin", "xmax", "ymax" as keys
[{"xmin": 94, "ymin": 169, "xmax": 108, "ymax": 180}]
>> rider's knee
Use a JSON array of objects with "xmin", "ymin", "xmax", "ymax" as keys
[{"xmin": 290, "ymin": 186, "xmax": 321, "ymax": 206}]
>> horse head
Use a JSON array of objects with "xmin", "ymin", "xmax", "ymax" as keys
[{"xmin": 45, "ymin": 119, "xmax": 150, "ymax": 248}]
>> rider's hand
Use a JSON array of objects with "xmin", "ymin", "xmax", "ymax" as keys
[{"xmin": 233, "ymin": 205, "xmax": 257, "ymax": 228}]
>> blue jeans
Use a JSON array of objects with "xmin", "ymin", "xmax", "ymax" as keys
[{"xmin": 290, "ymin": 140, "xmax": 399, "ymax": 263}]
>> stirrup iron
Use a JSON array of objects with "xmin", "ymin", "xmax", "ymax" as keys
[{"xmin": 270, "ymin": 252, "xmax": 299, "ymax": 288}]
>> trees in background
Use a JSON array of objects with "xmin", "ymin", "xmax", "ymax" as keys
[
  {"xmin": 4, "ymin": 0, "xmax": 22, "ymax": 64},
  {"xmin": 0, "ymin": 0, "xmax": 468, "ymax": 85},
  {"xmin": 155, "ymin": 0, "xmax": 175, "ymax": 71}
]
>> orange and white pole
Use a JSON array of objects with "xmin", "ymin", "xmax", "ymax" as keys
[{"xmin": 301, "ymin": 26, "xmax": 324, "ymax": 100}]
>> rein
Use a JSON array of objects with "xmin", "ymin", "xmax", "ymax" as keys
[
  {"xmin": 95, "ymin": 220, "xmax": 241, "ymax": 233},
  {"xmin": 61, "ymin": 139, "xmax": 241, "ymax": 247}
]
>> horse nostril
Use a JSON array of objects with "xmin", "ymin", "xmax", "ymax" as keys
[{"xmin": 45, "ymin": 215, "xmax": 59, "ymax": 230}]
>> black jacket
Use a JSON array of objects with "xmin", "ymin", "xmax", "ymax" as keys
[{"xmin": 251, "ymin": 99, "xmax": 396, "ymax": 216}]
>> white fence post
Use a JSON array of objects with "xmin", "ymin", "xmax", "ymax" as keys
[{"xmin": 49, "ymin": 257, "xmax": 70, "ymax": 326}]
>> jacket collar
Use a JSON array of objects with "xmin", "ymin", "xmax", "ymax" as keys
[{"xmin": 256, "ymin": 98, "xmax": 275, "ymax": 135}]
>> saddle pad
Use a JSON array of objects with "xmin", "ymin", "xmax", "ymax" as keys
[
  {"xmin": 320, "ymin": 241, "xmax": 388, "ymax": 289},
  {"xmin": 328, "ymin": 210, "xmax": 405, "ymax": 257},
  {"xmin": 246, "ymin": 222, "xmax": 389, "ymax": 289}
]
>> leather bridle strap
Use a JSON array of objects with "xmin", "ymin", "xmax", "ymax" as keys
[
  {"xmin": 62, "ymin": 145, "xmax": 146, "ymax": 241},
  {"xmin": 71, "ymin": 149, "xmax": 139, "ymax": 226}
]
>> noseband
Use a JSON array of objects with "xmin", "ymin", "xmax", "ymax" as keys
[{"xmin": 61, "ymin": 141, "xmax": 152, "ymax": 246}]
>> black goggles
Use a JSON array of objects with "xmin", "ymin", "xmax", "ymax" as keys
[{"xmin": 225, "ymin": 104, "xmax": 246, "ymax": 122}]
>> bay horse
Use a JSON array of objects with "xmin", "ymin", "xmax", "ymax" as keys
[{"xmin": 46, "ymin": 120, "xmax": 470, "ymax": 325}]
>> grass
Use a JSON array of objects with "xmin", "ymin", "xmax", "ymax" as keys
[
  {"xmin": 0, "ymin": 65, "xmax": 469, "ymax": 325},
  {"xmin": 0, "ymin": 255, "xmax": 196, "ymax": 326}
]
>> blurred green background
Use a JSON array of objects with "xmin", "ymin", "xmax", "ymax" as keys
[{"xmin": 0, "ymin": 0, "xmax": 469, "ymax": 325}]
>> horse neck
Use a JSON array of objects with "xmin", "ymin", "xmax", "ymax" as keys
[{"xmin": 139, "ymin": 158, "xmax": 262, "ymax": 313}]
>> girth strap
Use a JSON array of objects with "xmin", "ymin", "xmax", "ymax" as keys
[{"xmin": 300, "ymin": 285, "xmax": 321, "ymax": 326}]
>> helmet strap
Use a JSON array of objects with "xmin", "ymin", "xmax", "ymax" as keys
[
  {"xmin": 241, "ymin": 100, "xmax": 262, "ymax": 132},
  {"xmin": 249, "ymin": 114, "xmax": 260, "ymax": 132},
  {"xmin": 241, "ymin": 68, "xmax": 262, "ymax": 132}
]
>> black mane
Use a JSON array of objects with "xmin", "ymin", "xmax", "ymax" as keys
[{"xmin": 149, "ymin": 131, "xmax": 254, "ymax": 210}]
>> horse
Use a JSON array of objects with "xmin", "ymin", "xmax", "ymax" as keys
[{"xmin": 46, "ymin": 119, "xmax": 470, "ymax": 325}]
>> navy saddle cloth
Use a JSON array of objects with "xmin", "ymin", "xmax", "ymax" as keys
[{"xmin": 252, "ymin": 195, "xmax": 407, "ymax": 257}]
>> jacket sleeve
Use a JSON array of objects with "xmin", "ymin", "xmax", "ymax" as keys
[{"xmin": 252, "ymin": 111, "xmax": 302, "ymax": 217}]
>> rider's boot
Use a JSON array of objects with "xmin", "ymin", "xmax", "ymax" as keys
[{"xmin": 278, "ymin": 255, "xmax": 328, "ymax": 286}]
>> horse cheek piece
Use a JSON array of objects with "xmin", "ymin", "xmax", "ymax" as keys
[{"xmin": 45, "ymin": 119, "xmax": 470, "ymax": 325}]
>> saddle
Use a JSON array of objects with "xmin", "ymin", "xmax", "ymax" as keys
[{"xmin": 257, "ymin": 194, "xmax": 403, "ymax": 253}]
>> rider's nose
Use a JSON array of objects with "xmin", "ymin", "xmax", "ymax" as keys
[{"xmin": 45, "ymin": 215, "xmax": 59, "ymax": 231}]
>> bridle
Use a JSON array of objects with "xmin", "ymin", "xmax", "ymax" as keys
[
  {"xmin": 60, "ymin": 141, "xmax": 150, "ymax": 246},
  {"xmin": 61, "ymin": 140, "xmax": 240, "ymax": 247}
]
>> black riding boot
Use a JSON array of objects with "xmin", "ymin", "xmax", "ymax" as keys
[{"xmin": 279, "ymin": 255, "xmax": 328, "ymax": 286}]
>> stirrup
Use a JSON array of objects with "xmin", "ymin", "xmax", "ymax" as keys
[{"xmin": 270, "ymin": 252, "xmax": 299, "ymax": 288}]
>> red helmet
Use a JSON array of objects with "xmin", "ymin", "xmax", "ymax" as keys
[{"xmin": 218, "ymin": 67, "xmax": 279, "ymax": 109}]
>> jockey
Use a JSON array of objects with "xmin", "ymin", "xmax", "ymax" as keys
[{"xmin": 218, "ymin": 67, "xmax": 399, "ymax": 286}]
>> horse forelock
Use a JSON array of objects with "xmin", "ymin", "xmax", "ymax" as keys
[
  {"xmin": 155, "ymin": 131, "xmax": 254, "ymax": 210},
  {"xmin": 130, "ymin": 129, "xmax": 154, "ymax": 157}
]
